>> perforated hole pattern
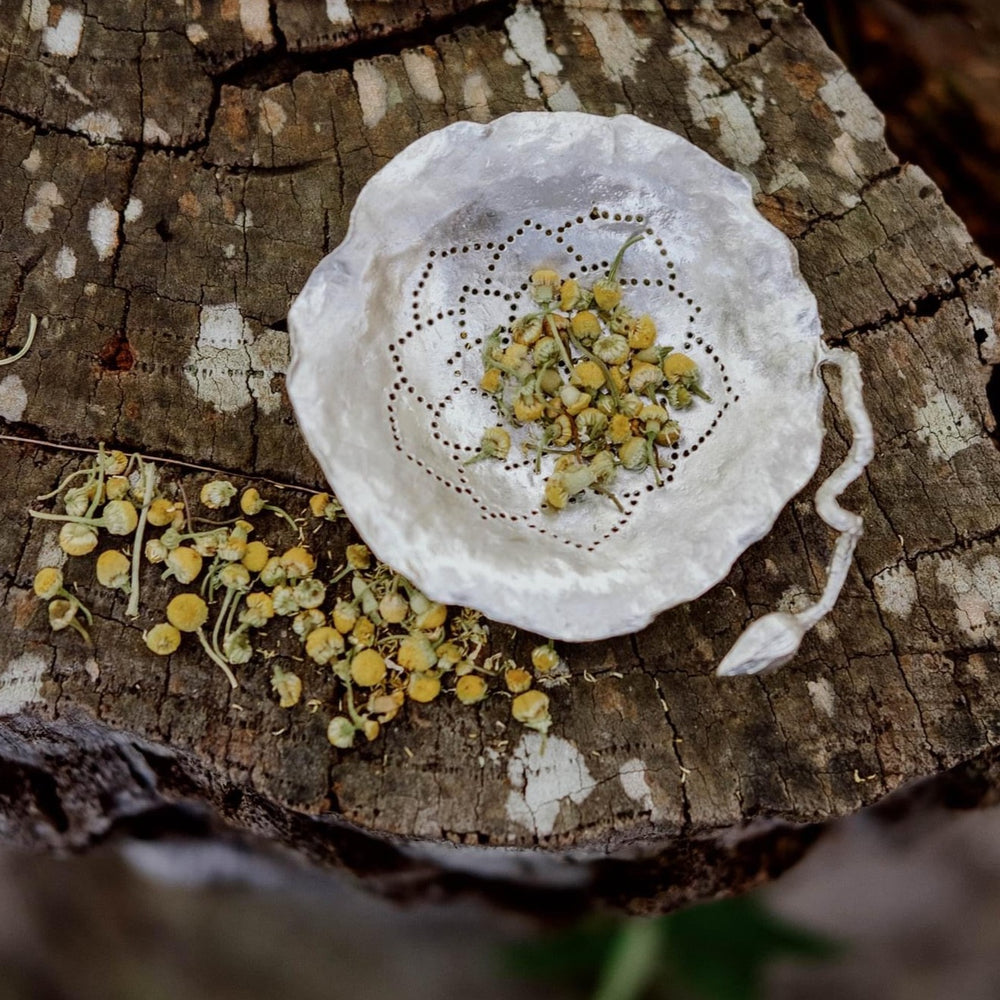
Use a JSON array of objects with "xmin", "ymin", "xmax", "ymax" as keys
[{"xmin": 385, "ymin": 207, "xmax": 739, "ymax": 553}]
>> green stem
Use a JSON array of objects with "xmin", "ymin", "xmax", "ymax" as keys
[
  {"xmin": 0, "ymin": 314, "xmax": 36, "ymax": 368},
  {"xmin": 343, "ymin": 674, "xmax": 366, "ymax": 730},
  {"xmin": 87, "ymin": 443, "xmax": 106, "ymax": 519},
  {"xmin": 591, "ymin": 918, "xmax": 661, "ymax": 1000},
  {"xmin": 605, "ymin": 232, "xmax": 645, "ymax": 282},
  {"xmin": 592, "ymin": 485, "xmax": 625, "ymax": 514},
  {"xmin": 213, "ymin": 588, "xmax": 234, "ymax": 660},
  {"xmin": 196, "ymin": 627, "xmax": 239, "ymax": 689},
  {"xmin": 568, "ymin": 333, "xmax": 620, "ymax": 406},
  {"xmin": 126, "ymin": 459, "xmax": 155, "ymax": 620},
  {"xmin": 35, "ymin": 467, "xmax": 94, "ymax": 502},
  {"xmin": 67, "ymin": 617, "xmax": 92, "ymax": 645},
  {"xmin": 61, "ymin": 590, "xmax": 93, "ymax": 626},
  {"xmin": 264, "ymin": 503, "xmax": 300, "ymax": 536}
]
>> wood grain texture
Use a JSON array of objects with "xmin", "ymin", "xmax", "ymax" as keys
[{"xmin": 1, "ymin": 0, "xmax": 998, "ymax": 911}]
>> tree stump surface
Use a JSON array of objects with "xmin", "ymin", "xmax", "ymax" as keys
[{"xmin": 1, "ymin": 0, "xmax": 999, "ymax": 911}]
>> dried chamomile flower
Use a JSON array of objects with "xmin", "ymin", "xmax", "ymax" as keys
[
  {"xmin": 407, "ymin": 672, "xmax": 441, "ymax": 703},
  {"xmin": 97, "ymin": 449, "xmax": 129, "ymax": 476},
  {"xmin": 351, "ymin": 649, "xmax": 387, "ymax": 688},
  {"xmin": 466, "ymin": 427, "xmax": 510, "ymax": 464},
  {"xmin": 222, "ymin": 632, "xmax": 253, "ymax": 664},
  {"xmin": 351, "ymin": 616, "xmax": 376, "ymax": 648},
  {"xmin": 413, "ymin": 602, "xmax": 447, "ymax": 631},
  {"xmin": 147, "ymin": 497, "xmax": 184, "ymax": 528},
  {"xmin": 327, "ymin": 716, "xmax": 356, "ymax": 749},
  {"xmin": 292, "ymin": 608, "xmax": 326, "ymax": 639},
  {"xmin": 504, "ymin": 667, "xmax": 532, "ymax": 694},
  {"xmin": 345, "ymin": 544, "xmax": 371, "ymax": 571},
  {"xmin": 305, "ymin": 626, "xmax": 345, "ymax": 665},
  {"xmin": 531, "ymin": 643, "xmax": 561, "ymax": 673},
  {"xmin": 271, "ymin": 584, "xmax": 299, "ymax": 617},
  {"xmin": 592, "ymin": 232, "xmax": 643, "ymax": 312},
  {"xmin": 163, "ymin": 546, "xmax": 203, "ymax": 585},
  {"xmin": 239, "ymin": 487, "xmax": 299, "ymax": 533},
  {"xmin": 241, "ymin": 540, "xmax": 270, "ymax": 573},
  {"xmin": 59, "ymin": 522, "xmax": 99, "ymax": 557},
  {"xmin": 378, "ymin": 590, "xmax": 409, "ymax": 624},
  {"xmin": 271, "ymin": 664, "xmax": 303, "ymax": 709},
  {"xmin": 259, "ymin": 556, "xmax": 285, "ymax": 588},
  {"xmin": 105, "ymin": 476, "xmax": 130, "ymax": 501},
  {"xmin": 200, "ymin": 480, "xmax": 236, "ymax": 509},
  {"xmin": 217, "ymin": 527, "xmax": 248, "ymax": 562},
  {"xmin": 144, "ymin": 622, "xmax": 181, "ymax": 656},
  {"xmin": 332, "ymin": 599, "xmax": 358, "ymax": 634},
  {"xmin": 33, "ymin": 567, "xmax": 64, "ymax": 601},
  {"xmin": 279, "ymin": 546, "xmax": 316, "ymax": 580},
  {"xmin": 362, "ymin": 719, "xmax": 380, "ymax": 742},
  {"xmin": 511, "ymin": 690, "xmax": 552, "ymax": 734},
  {"xmin": 166, "ymin": 593, "xmax": 209, "ymax": 632},
  {"xmin": 398, "ymin": 634, "xmax": 437, "ymax": 673},
  {"xmin": 95, "ymin": 549, "xmax": 131, "ymax": 591},
  {"xmin": 530, "ymin": 268, "xmax": 560, "ymax": 305},
  {"xmin": 240, "ymin": 592, "xmax": 274, "ymax": 627},
  {"xmin": 144, "ymin": 538, "xmax": 169, "ymax": 564},
  {"xmin": 455, "ymin": 674, "xmax": 488, "ymax": 705}
]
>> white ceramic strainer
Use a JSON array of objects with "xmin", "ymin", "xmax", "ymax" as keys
[{"xmin": 288, "ymin": 112, "xmax": 873, "ymax": 674}]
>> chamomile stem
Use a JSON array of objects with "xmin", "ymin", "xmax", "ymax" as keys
[
  {"xmin": 196, "ymin": 628, "xmax": 238, "ymax": 689},
  {"xmin": 0, "ymin": 314, "xmax": 36, "ymax": 368},
  {"xmin": 126, "ymin": 460, "xmax": 155, "ymax": 619}
]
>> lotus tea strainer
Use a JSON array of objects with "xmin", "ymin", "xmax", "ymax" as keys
[{"xmin": 288, "ymin": 112, "xmax": 873, "ymax": 674}]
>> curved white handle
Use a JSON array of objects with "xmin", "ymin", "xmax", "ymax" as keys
[{"xmin": 716, "ymin": 347, "xmax": 874, "ymax": 676}]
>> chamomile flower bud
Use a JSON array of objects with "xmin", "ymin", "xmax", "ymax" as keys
[
  {"xmin": 102, "ymin": 499, "xmax": 138, "ymax": 536},
  {"xmin": 551, "ymin": 413, "xmax": 573, "ymax": 447},
  {"xmin": 592, "ymin": 277, "xmax": 621, "ymax": 312},
  {"xmin": 514, "ymin": 393, "xmax": 546, "ymax": 423},
  {"xmin": 662, "ymin": 352, "xmax": 699, "ymax": 384},
  {"xmin": 293, "ymin": 577, "xmax": 326, "ymax": 610},
  {"xmin": 589, "ymin": 450, "xmax": 616, "ymax": 485},
  {"xmin": 164, "ymin": 546, "xmax": 203, "ymax": 585},
  {"xmin": 200, "ymin": 480, "xmax": 236, "ymax": 509},
  {"xmin": 240, "ymin": 487, "xmax": 265, "ymax": 516},
  {"xmin": 309, "ymin": 492, "xmax": 331, "ymax": 518},
  {"xmin": 33, "ymin": 567, "xmax": 64, "ymax": 600},
  {"xmin": 378, "ymin": 591, "xmax": 409, "ymax": 624},
  {"xmin": 634, "ymin": 347, "xmax": 662, "ymax": 365},
  {"xmin": 407, "ymin": 673, "xmax": 441, "ymax": 703},
  {"xmin": 193, "ymin": 528, "xmax": 228, "ymax": 557},
  {"xmin": 607, "ymin": 412, "xmax": 632, "ymax": 444},
  {"xmin": 259, "ymin": 556, "xmax": 285, "ymax": 588},
  {"xmin": 96, "ymin": 549, "xmax": 131, "ymax": 591},
  {"xmin": 241, "ymin": 540, "xmax": 270, "ymax": 574},
  {"xmin": 655, "ymin": 420, "xmax": 681, "ymax": 447},
  {"xmin": 559, "ymin": 385, "xmax": 591, "ymax": 416},
  {"xmin": 160, "ymin": 527, "xmax": 182, "ymax": 551},
  {"xmin": 271, "ymin": 585, "xmax": 299, "ymax": 616},
  {"xmin": 544, "ymin": 476, "xmax": 570, "ymax": 510},
  {"xmin": 351, "ymin": 649, "xmax": 387, "ymax": 688},
  {"xmin": 327, "ymin": 716, "xmax": 356, "ymax": 749},
  {"xmin": 559, "ymin": 278, "xmax": 591, "ymax": 311},
  {"xmin": 345, "ymin": 544, "xmax": 371, "ymax": 571},
  {"xmin": 435, "ymin": 642, "xmax": 463, "ymax": 669},
  {"xmin": 414, "ymin": 602, "xmax": 447, "ymax": 631},
  {"xmin": 537, "ymin": 368, "xmax": 563, "ymax": 396},
  {"xmin": 533, "ymin": 337, "xmax": 561, "ymax": 366},
  {"xmin": 105, "ymin": 476, "xmax": 130, "ymax": 500},
  {"xmin": 594, "ymin": 334, "xmax": 630, "ymax": 366},
  {"xmin": 455, "ymin": 674, "xmax": 488, "ymax": 705},
  {"xmin": 64, "ymin": 487, "xmax": 92, "ymax": 518},
  {"xmin": 363, "ymin": 719, "xmax": 380, "ymax": 742},
  {"xmin": 166, "ymin": 593, "xmax": 209, "ymax": 632},
  {"xmin": 398, "ymin": 634, "xmax": 437, "ymax": 673},
  {"xmin": 98, "ymin": 450, "xmax": 128, "ymax": 476},
  {"xmin": 292, "ymin": 608, "xmax": 326, "ymax": 639},
  {"xmin": 48, "ymin": 598, "xmax": 78, "ymax": 631},
  {"xmin": 639, "ymin": 403, "xmax": 670, "ymax": 431},
  {"xmin": 59, "ymin": 522, "xmax": 98, "ymax": 557},
  {"xmin": 512, "ymin": 314, "xmax": 544, "ymax": 346},
  {"xmin": 628, "ymin": 361, "xmax": 663, "ymax": 395},
  {"xmin": 241, "ymin": 592, "xmax": 275, "ymax": 627},
  {"xmin": 512, "ymin": 690, "xmax": 551, "ymax": 733},
  {"xmin": 147, "ymin": 497, "xmax": 183, "ymax": 528},
  {"xmin": 619, "ymin": 437, "xmax": 648, "ymax": 471},
  {"xmin": 570, "ymin": 310, "xmax": 601, "ymax": 343},
  {"xmin": 144, "ymin": 622, "xmax": 181, "ymax": 655},
  {"xmin": 629, "ymin": 314, "xmax": 657, "ymax": 350},
  {"xmin": 505, "ymin": 668, "xmax": 532, "ymax": 694},
  {"xmin": 305, "ymin": 626, "xmax": 345, "ymax": 665},
  {"xmin": 665, "ymin": 384, "xmax": 693, "ymax": 409},
  {"xmin": 332, "ymin": 599, "xmax": 358, "ymax": 634},
  {"xmin": 576, "ymin": 408, "xmax": 608, "ymax": 443},
  {"xmin": 469, "ymin": 427, "xmax": 510, "ymax": 463},
  {"xmin": 530, "ymin": 268, "xmax": 560, "ymax": 304},
  {"xmin": 271, "ymin": 665, "xmax": 302, "ymax": 708},
  {"xmin": 223, "ymin": 632, "xmax": 253, "ymax": 665},
  {"xmin": 480, "ymin": 367, "xmax": 503, "ymax": 393},
  {"xmin": 351, "ymin": 616, "xmax": 376, "ymax": 648},
  {"xmin": 531, "ymin": 644, "xmax": 561, "ymax": 673},
  {"xmin": 620, "ymin": 394, "xmax": 644, "ymax": 417},
  {"xmin": 279, "ymin": 546, "xmax": 316, "ymax": 580},
  {"xmin": 608, "ymin": 306, "xmax": 636, "ymax": 338},
  {"xmin": 571, "ymin": 360, "xmax": 605, "ymax": 391}
]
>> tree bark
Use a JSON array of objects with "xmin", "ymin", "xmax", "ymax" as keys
[{"xmin": 1, "ymin": 0, "xmax": 998, "ymax": 912}]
